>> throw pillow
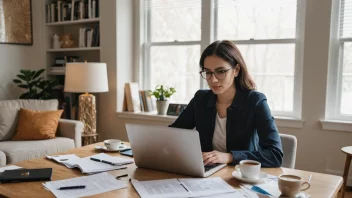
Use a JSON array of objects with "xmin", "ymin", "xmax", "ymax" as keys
[{"xmin": 12, "ymin": 108, "xmax": 63, "ymax": 140}]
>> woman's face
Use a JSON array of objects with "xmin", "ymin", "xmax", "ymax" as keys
[{"xmin": 203, "ymin": 55, "xmax": 240, "ymax": 95}]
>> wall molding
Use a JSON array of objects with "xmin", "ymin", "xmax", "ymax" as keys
[
  {"xmin": 117, "ymin": 112, "xmax": 304, "ymax": 128},
  {"xmin": 321, "ymin": 120, "xmax": 352, "ymax": 132}
]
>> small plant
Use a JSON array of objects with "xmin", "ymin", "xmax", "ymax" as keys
[
  {"xmin": 149, "ymin": 85, "xmax": 176, "ymax": 101},
  {"xmin": 13, "ymin": 69, "xmax": 60, "ymax": 99}
]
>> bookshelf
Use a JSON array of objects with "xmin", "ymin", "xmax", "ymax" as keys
[{"xmin": 44, "ymin": 0, "xmax": 101, "ymax": 120}]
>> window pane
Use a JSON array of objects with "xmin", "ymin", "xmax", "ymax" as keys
[
  {"xmin": 216, "ymin": 0, "xmax": 297, "ymax": 40},
  {"xmin": 150, "ymin": 45, "xmax": 200, "ymax": 103},
  {"xmin": 341, "ymin": 42, "xmax": 352, "ymax": 115},
  {"xmin": 150, "ymin": 0, "xmax": 201, "ymax": 42},
  {"xmin": 341, "ymin": 0, "xmax": 352, "ymax": 38},
  {"xmin": 237, "ymin": 44, "xmax": 295, "ymax": 112}
]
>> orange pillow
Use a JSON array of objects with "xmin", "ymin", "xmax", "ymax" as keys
[{"xmin": 12, "ymin": 108, "xmax": 63, "ymax": 140}]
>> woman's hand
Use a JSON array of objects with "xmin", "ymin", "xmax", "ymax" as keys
[{"xmin": 202, "ymin": 150, "xmax": 233, "ymax": 166}]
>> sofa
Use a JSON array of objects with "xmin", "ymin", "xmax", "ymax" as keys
[{"xmin": 0, "ymin": 99, "xmax": 84, "ymax": 166}]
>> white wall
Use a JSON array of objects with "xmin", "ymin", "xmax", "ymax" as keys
[
  {"xmin": 98, "ymin": 0, "xmax": 134, "ymax": 141},
  {"xmin": 0, "ymin": 1, "xmax": 44, "ymax": 100}
]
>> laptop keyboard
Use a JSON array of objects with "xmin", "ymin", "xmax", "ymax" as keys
[{"xmin": 204, "ymin": 163, "xmax": 221, "ymax": 172}]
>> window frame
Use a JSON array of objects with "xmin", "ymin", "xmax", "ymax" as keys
[
  {"xmin": 326, "ymin": 0, "xmax": 352, "ymax": 121},
  {"xmin": 138, "ymin": 0, "xmax": 306, "ymax": 119}
]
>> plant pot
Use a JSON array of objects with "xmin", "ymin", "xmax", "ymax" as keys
[{"xmin": 156, "ymin": 100, "xmax": 169, "ymax": 115}]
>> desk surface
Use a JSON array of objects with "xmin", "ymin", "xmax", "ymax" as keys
[{"xmin": 0, "ymin": 143, "xmax": 343, "ymax": 198}]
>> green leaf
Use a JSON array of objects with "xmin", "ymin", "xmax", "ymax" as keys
[
  {"xmin": 32, "ymin": 69, "xmax": 45, "ymax": 79},
  {"xmin": 13, "ymin": 79, "xmax": 22, "ymax": 84},
  {"xmin": 16, "ymin": 74, "xmax": 27, "ymax": 81},
  {"xmin": 18, "ymin": 84, "xmax": 28, "ymax": 89},
  {"xmin": 19, "ymin": 92, "xmax": 29, "ymax": 99}
]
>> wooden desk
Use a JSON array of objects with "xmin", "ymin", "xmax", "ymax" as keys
[{"xmin": 0, "ymin": 143, "xmax": 343, "ymax": 198}]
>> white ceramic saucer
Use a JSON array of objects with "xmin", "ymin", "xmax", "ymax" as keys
[
  {"xmin": 94, "ymin": 144, "xmax": 129, "ymax": 152},
  {"xmin": 232, "ymin": 165, "xmax": 268, "ymax": 183}
]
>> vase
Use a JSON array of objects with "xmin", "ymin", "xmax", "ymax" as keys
[{"xmin": 156, "ymin": 100, "xmax": 169, "ymax": 115}]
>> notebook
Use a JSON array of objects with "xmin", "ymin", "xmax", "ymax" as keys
[{"xmin": 0, "ymin": 168, "xmax": 52, "ymax": 183}]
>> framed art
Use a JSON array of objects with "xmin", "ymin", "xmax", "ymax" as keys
[
  {"xmin": 167, "ymin": 103, "xmax": 187, "ymax": 116},
  {"xmin": 0, "ymin": 0, "xmax": 33, "ymax": 45}
]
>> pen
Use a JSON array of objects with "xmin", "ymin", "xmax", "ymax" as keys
[
  {"xmin": 115, "ymin": 174, "xmax": 128, "ymax": 179},
  {"xmin": 90, "ymin": 158, "xmax": 118, "ymax": 166},
  {"xmin": 180, "ymin": 183, "xmax": 189, "ymax": 192},
  {"xmin": 58, "ymin": 185, "xmax": 86, "ymax": 190},
  {"xmin": 101, "ymin": 160, "xmax": 117, "ymax": 166},
  {"xmin": 90, "ymin": 157, "xmax": 101, "ymax": 162}
]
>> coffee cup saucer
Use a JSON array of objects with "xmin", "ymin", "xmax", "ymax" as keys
[
  {"xmin": 95, "ymin": 144, "xmax": 129, "ymax": 152},
  {"xmin": 232, "ymin": 165, "xmax": 268, "ymax": 183}
]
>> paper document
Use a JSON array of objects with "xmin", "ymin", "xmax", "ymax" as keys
[
  {"xmin": 131, "ymin": 177, "xmax": 237, "ymax": 198},
  {"xmin": 46, "ymin": 153, "xmax": 132, "ymax": 174},
  {"xmin": 0, "ymin": 165, "xmax": 22, "ymax": 173},
  {"xmin": 46, "ymin": 154, "xmax": 80, "ymax": 168},
  {"xmin": 43, "ymin": 172, "xmax": 127, "ymax": 198}
]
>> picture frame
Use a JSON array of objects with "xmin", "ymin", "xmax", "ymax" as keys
[
  {"xmin": 167, "ymin": 103, "xmax": 187, "ymax": 116},
  {"xmin": 0, "ymin": 0, "xmax": 33, "ymax": 45}
]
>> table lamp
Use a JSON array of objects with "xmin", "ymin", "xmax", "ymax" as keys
[{"xmin": 64, "ymin": 62, "xmax": 108, "ymax": 136}]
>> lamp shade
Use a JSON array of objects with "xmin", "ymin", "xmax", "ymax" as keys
[{"xmin": 64, "ymin": 62, "xmax": 109, "ymax": 93}]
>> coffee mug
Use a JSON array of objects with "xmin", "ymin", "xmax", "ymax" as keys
[
  {"xmin": 238, "ymin": 160, "xmax": 261, "ymax": 179},
  {"xmin": 104, "ymin": 139, "xmax": 122, "ymax": 150},
  {"xmin": 278, "ymin": 174, "xmax": 310, "ymax": 197}
]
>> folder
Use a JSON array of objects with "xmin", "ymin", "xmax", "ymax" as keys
[{"xmin": 0, "ymin": 168, "xmax": 52, "ymax": 183}]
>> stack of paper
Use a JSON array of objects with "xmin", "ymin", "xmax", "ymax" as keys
[
  {"xmin": 43, "ymin": 172, "xmax": 127, "ymax": 198},
  {"xmin": 131, "ymin": 177, "xmax": 245, "ymax": 198},
  {"xmin": 47, "ymin": 153, "xmax": 133, "ymax": 174}
]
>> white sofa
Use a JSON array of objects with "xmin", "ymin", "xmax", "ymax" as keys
[{"xmin": 0, "ymin": 99, "xmax": 83, "ymax": 166}]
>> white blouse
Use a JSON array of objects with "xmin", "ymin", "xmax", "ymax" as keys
[{"xmin": 212, "ymin": 113, "xmax": 227, "ymax": 152}]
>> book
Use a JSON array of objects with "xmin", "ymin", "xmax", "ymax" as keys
[
  {"xmin": 124, "ymin": 83, "xmax": 141, "ymax": 112},
  {"xmin": 0, "ymin": 168, "xmax": 52, "ymax": 183}
]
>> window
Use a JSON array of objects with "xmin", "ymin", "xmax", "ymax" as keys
[
  {"xmin": 215, "ymin": 0, "xmax": 303, "ymax": 116},
  {"xmin": 327, "ymin": 0, "xmax": 352, "ymax": 121},
  {"xmin": 144, "ymin": 0, "xmax": 202, "ymax": 103},
  {"xmin": 142, "ymin": 0, "xmax": 304, "ymax": 117}
]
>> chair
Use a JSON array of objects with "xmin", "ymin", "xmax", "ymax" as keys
[{"xmin": 280, "ymin": 134, "xmax": 297, "ymax": 169}]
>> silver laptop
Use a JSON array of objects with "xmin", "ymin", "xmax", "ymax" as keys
[{"xmin": 126, "ymin": 123, "xmax": 227, "ymax": 177}]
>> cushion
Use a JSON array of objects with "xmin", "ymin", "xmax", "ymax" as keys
[
  {"xmin": 0, "ymin": 99, "xmax": 58, "ymax": 141},
  {"xmin": 0, "ymin": 138, "xmax": 75, "ymax": 164},
  {"xmin": 12, "ymin": 108, "xmax": 63, "ymax": 140}
]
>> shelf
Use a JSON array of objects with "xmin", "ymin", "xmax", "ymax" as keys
[
  {"xmin": 45, "ymin": 18, "xmax": 100, "ymax": 26},
  {"xmin": 46, "ymin": 47, "xmax": 101, "ymax": 52}
]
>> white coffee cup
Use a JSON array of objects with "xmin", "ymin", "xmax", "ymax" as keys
[
  {"xmin": 104, "ymin": 139, "xmax": 122, "ymax": 150},
  {"xmin": 238, "ymin": 160, "xmax": 261, "ymax": 179},
  {"xmin": 278, "ymin": 174, "xmax": 310, "ymax": 197}
]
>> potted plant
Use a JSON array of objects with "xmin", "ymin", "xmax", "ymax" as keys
[
  {"xmin": 13, "ymin": 69, "xmax": 60, "ymax": 99},
  {"xmin": 149, "ymin": 85, "xmax": 176, "ymax": 115}
]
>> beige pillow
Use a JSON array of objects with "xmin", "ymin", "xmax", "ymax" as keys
[{"xmin": 12, "ymin": 108, "xmax": 63, "ymax": 140}]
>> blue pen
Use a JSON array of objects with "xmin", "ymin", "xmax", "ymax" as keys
[{"xmin": 251, "ymin": 186, "xmax": 272, "ymax": 196}]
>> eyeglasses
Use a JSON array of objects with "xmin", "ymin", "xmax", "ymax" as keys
[{"xmin": 199, "ymin": 68, "xmax": 233, "ymax": 80}]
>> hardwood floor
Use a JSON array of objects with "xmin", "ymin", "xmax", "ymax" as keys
[{"xmin": 340, "ymin": 190, "xmax": 352, "ymax": 198}]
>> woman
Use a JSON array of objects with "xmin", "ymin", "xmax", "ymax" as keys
[{"xmin": 169, "ymin": 40, "xmax": 283, "ymax": 167}]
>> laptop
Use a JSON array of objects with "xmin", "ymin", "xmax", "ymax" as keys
[
  {"xmin": 126, "ymin": 124, "xmax": 227, "ymax": 177},
  {"xmin": 0, "ymin": 168, "xmax": 52, "ymax": 183}
]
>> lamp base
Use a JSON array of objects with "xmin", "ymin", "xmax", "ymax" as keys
[{"xmin": 79, "ymin": 93, "xmax": 97, "ymax": 135}]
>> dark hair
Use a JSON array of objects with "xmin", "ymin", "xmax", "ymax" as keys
[{"xmin": 199, "ymin": 40, "xmax": 256, "ymax": 91}]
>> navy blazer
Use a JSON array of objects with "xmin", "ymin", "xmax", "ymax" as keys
[{"xmin": 169, "ymin": 88, "xmax": 283, "ymax": 167}]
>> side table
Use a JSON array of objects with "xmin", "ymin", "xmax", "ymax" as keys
[
  {"xmin": 341, "ymin": 146, "xmax": 352, "ymax": 198},
  {"xmin": 82, "ymin": 134, "xmax": 98, "ymax": 146}
]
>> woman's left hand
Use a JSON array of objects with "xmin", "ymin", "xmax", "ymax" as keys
[{"xmin": 202, "ymin": 150, "xmax": 233, "ymax": 166}]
